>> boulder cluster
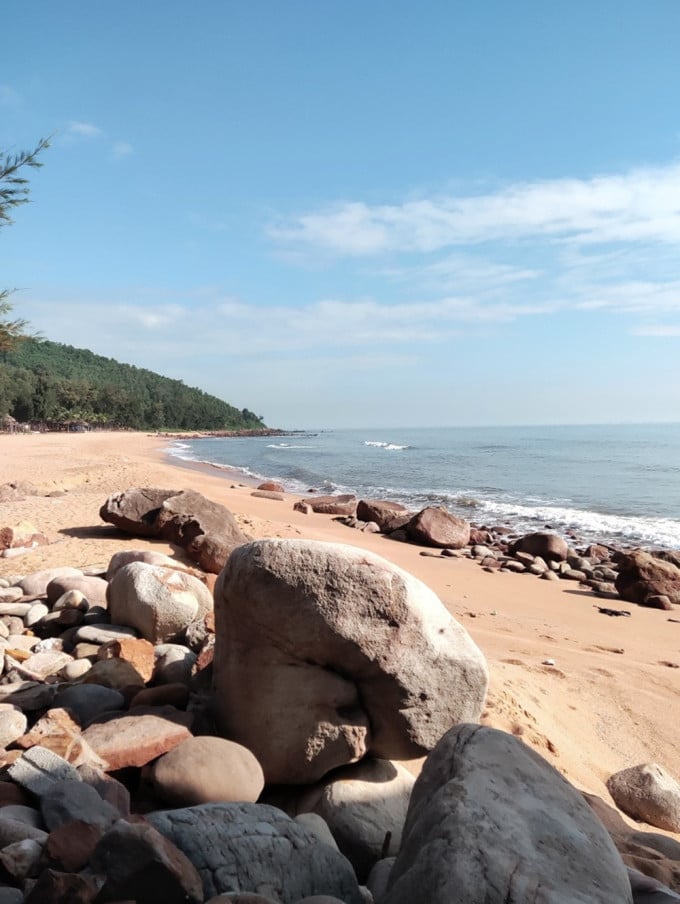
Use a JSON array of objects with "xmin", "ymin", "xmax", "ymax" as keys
[{"xmin": 0, "ymin": 487, "xmax": 678, "ymax": 901}]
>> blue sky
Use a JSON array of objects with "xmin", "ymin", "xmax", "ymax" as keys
[{"xmin": 2, "ymin": 1, "xmax": 680, "ymax": 428}]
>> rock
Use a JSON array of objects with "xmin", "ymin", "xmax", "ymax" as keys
[
  {"xmin": 0, "ymin": 804, "xmax": 43, "ymax": 828},
  {"xmin": 252, "ymin": 490, "xmax": 284, "ymax": 500},
  {"xmin": 153, "ymin": 643, "xmax": 197, "ymax": 685},
  {"xmin": 383, "ymin": 724, "xmax": 633, "ymax": 904},
  {"xmin": 40, "ymin": 779, "xmax": 119, "ymax": 831},
  {"xmin": 18, "ymin": 650, "xmax": 74, "ymax": 680},
  {"xmin": 646, "ymin": 595, "xmax": 674, "ymax": 611},
  {"xmin": 81, "ymin": 707, "xmax": 193, "ymax": 770},
  {"xmin": 53, "ymin": 684, "xmax": 125, "ymax": 725},
  {"xmin": 356, "ymin": 500, "xmax": 410, "ymax": 532},
  {"xmin": 0, "ymin": 521, "xmax": 48, "ymax": 551},
  {"xmin": 89, "ymin": 817, "xmax": 204, "ymax": 904},
  {"xmin": 0, "ymin": 681, "xmax": 54, "ymax": 711},
  {"xmin": 130, "ymin": 682, "xmax": 190, "ymax": 710},
  {"xmin": 150, "ymin": 736, "xmax": 264, "ymax": 807},
  {"xmin": 46, "ymin": 575, "xmax": 108, "ymax": 608},
  {"xmin": 302, "ymin": 495, "xmax": 358, "ymax": 516},
  {"xmin": 77, "ymin": 763, "xmax": 130, "ymax": 817},
  {"xmin": 107, "ymin": 562, "xmax": 212, "ymax": 643},
  {"xmin": 45, "ymin": 819, "xmax": 103, "ymax": 872},
  {"xmin": 24, "ymin": 869, "xmax": 99, "ymax": 904},
  {"xmin": 17, "ymin": 567, "xmax": 83, "ymax": 598},
  {"xmin": 294, "ymin": 501, "xmax": 312, "ymax": 514},
  {"xmin": 608, "ymin": 763, "xmax": 680, "ymax": 832},
  {"xmin": 615, "ymin": 551, "xmax": 680, "ymax": 606},
  {"xmin": 405, "ymin": 507, "xmax": 470, "ymax": 549},
  {"xmin": 97, "ymin": 635, "xmax": 155, "ymax": 682},
  {"xmin": 148, "ymin": 802, "xmax": 363, "ymax": 903},
  {"xmin": 80, "ymin": 656, "xmax": 147, "ymax": 689},
  {"xmin": 106, "ymin": 548, "xmax": 191, "ymax": 579},
  {"xmin": 297, "ymin": 758, "xmax": 414, "ymax": 881},
  {"xmin": 213, "ymin": 540, "xmax": 488, "ymax": 784},
  {"xmin": 628, "ymin": 868, "xmax": 680, "ymax": 902},
  {"xmin": 294, "ymin": 813, "xmax": 339, "ymax": 851},
  {"xmin": 154, "ymin": 488, "xmax": 251, "ymax": 573},
  {"xmin": 0, "ymin": 837, "xmax": 43, "ymax": 879},
  {"xmin": 366, "ymin": 858, "xmax": 394, "ymax": 901},
  {"xmin": 258, "ymin": 481, "xmax": 285, "ymax": 493},
  {"xmin": 9, "ymin": 746, "xmax": 82, "ymax": 797},
  {"xmin": 99, "ymin": 486, "xmax": 177, "ymax": 536},
  {"xmin": 74, "ymin": 622, "xmax": 139, "ymax": 645},
  {"xmin": 0, "ymin": 815, "xmax": 48, "ymax": 846},
  {"xmin": 15, "ymin": 708, "xmax": 107, "ymax": 770},
  {"xmin": 509, "ymin": 531, "xmax": 569, "ymax": 562},
  {"xmin": 0, "ymin": 705, "xmax": 27, "ymax": 747}
]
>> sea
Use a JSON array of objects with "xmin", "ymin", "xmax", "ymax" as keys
[{"xmin": 166, "ymin": 423, "xmax": 680, "ymax": 551}]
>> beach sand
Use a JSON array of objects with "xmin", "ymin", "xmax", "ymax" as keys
[{"xmin": 1, "ymin": 430, "xmax": 679, "ymax": 823}]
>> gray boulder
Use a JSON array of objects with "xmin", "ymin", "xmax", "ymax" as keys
[
  {"xmin": 509, "ymin": 531, "xmax": 569, "ymax": 562},
  {"xmin": 148, "ymin": 802, "xmax": 363, "ymax": 903},
  {"xmin": 383, "ymin": 724, "xmax": 632, "ymax": 904},
  {"xmin": 406, "ymin": 507, "xmax": 470, "ymax": 549},
  {"xmin": 107, "ymin": 562, "xmax": 212, "ymax": 643},
  {"xmin": 213, "ymin": 540, "xmax": 487, "ymax": 784},
  {"xmin": 99, "ymin": 486, "xmax": 176, "ymax": 536},
  {"xmin": 608, "ymin": 763, "xmax": 680, "ymax": 832}
]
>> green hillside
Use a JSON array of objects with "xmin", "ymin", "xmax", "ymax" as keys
[{"xmin": 0, "ymin": 338, "xmax": 265, "ymax": 431}]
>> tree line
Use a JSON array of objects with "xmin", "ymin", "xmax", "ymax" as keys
[{"xmin": 1, "ymin": 338, "xmax": 265, "ymax": 431}]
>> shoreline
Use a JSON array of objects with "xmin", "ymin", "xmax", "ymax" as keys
[{"xmin": 1, "ymin": 431, "xmax": 680, "ymax": 818}]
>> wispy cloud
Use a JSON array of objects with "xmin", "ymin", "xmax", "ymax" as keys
[
  {"xmin": 271, "ymin": 161, "xmax": 680, "ymax": 254},
  {"xmin": 631, "ymin": 324, "xmax": 680, "ymax": 337},
  {"xmin": 112, "ymin": 141, "xmax": 134, "ymax": 159},
  {"xmin": 67, "ymin": 120, "xmax": 104, "ymax": 139}
]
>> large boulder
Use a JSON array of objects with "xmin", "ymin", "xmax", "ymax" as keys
[
  {"xmin": 302, "ymin": 494, "xmax": 358, "ymax": 516},
  {"xmin": 405, "ymin": 507, "xmax": 470, "ymax": 549},
  {"xmin": 147, "ymin": 802, "xmax": 363, "ymax": 903},
  {"xmin": 99, "ymin": 487, "xmax": 176, "ymax": 537},
  {"xmin": 383, "ymin": 724, "xmax": 632, "ymax": 904},
  {"xmin": 607, "ymin": 763, "xmax": 680, "ymax": 833},
  {"xmin": 509, "ymin": 531, "xmax": 569, "ymax": 562},
  {"xmin": 356, "ymin": 500, "xmax": 410, "ymax": 532},
  {"xmin": 213, "ymin": 540, "xmax": 488, "ymax": 784},
  {"xmin": 107, "ymin": 562, "xmax": 212, "ymax": 643},
  {"xmin": 615, "ymin": 551, "xmax": 680, "ymax": 606},
  {"xmin": 154, "ymin": 489, "xmax": 251, "ymax": 572}
]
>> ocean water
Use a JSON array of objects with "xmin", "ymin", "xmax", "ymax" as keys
[{"xmin": 167, "ymin": 424, "xmax": 680, "ymax": 550}]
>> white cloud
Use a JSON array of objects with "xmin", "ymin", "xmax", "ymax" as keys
[
  {"xmin": 631, "ymin": 324, "xmax": 680, "ymax": 337},
  {"xmin": 112, "ymin": 141, "xmax": 134, "ymax": 158},
  {"xmin": 271, "ymin": 161, "xmax": 680, "ymax": 255},
  {"xmin": 67, "ymin": 121, "xmax": 104, "ymax": 139}
]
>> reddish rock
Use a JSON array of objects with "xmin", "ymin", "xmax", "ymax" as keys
[
  {"xmin": 0, "ymin": 782, "xmax": 31, "ymax": 806},
  {"xmin": 25, "ymin": 868, "xmax": 99, "ymax": 904},
  {"xmin": 302, "ymin": 494, "xmax": 358, "ymax": 516},
  {"xmin": 258, "ymin": 481, "xmax": 285, "ymax": 493},
  {"xmin": 15, "ymin": 708, "xmax": 107, "ymax": 769},
  {"xmin": 81, "ymin": 657, "xmax": 147, "ymax": 690},
  {"xmin": 615, "ymin": 550, "xmax": 680, "ymax": 606},
  {"xmin": 46, "ymin": 819, "xmax": 103, "ymax": 872},
  {"xmin": 584, "ymin": 544, "xmax": 611, "ymax": 563},
  {"xmin": 406, "ymin": 507, "xmax": 471, "ymax": 549},
  {"xmin": 196, "ymin": 635, "xmax": 215, "ymax": 673},
  {"xmin": 90, "ymin": 818, "xmax": 203, "ymax": 904},
  {"xmin": 99, "ymin": 487, "xmax": 177, "ymax": 537},
  {"xmin": 509, "ymin": 532, "xmax": 569, "ymax": 563},
  {"xmin": 251, "ymin": 490, "xmax": 284, "ymax": 500},
  {"xmin": 469, "ymin": 528, "xmax": 492, "ymax": 545},
  {"xmin": 356, "ymin": 500, "xmax": 410, "ymax": 532},
  {"xmin": 97, "ymin": 636, "xmax": 155, "ymax": 683},
  {"xmin": 81, "ymin": 707, "xmax": 193, "ymax": 770},
  {"xmin": 0, "ymin": 521, "xmax": 49, "ymax": 550},
  {"xmin": 46, "ymin": 575, "xmax": 108, "ymax": 607},
  {"xmin": 294, "ymin": 501, "xmax": 312, "ymax": 514}
]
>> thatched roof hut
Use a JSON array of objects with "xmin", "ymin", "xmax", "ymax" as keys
[{"xmin": 2, "ymin": 414, "xmax": 17, "ymax": 433}]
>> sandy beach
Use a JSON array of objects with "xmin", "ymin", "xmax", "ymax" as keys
[{"xmin": 1, "ymin": 429, "xmax": 679, "ymax": 821}]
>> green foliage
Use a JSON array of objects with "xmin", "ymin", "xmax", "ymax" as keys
[
  {"xmin": 0, "ymin": 338, "xmax": 267, "ymax": 430},
  {"xmin": 1, "ymin": 138, "xmax": 50, "ymax": 351}
]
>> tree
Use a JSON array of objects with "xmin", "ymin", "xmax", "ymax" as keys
[{"xmin": 0, "ymin": 138, "xmax": 49, "ymax": 351}]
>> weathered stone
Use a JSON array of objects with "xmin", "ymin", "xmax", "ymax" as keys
[
  {"xmin": 0, "ymin": 521, "xmax": 48, "ymax": 551},
  {"xmin": 150, "ymin": 736, "xmax": 264, "ymax": 807},
  {"xmin": 297, "ymin": 758, "xmax": 414, "ymax": 881},
  {"xmin": 608, "ymin": 763, "xmax": 680, "ymax": 832},
  {"xmin": 90, "ymin": 817, "xmax": 203, "ymax": 904},
  {"xmin": 153, "ymin": 643, "xmax": 197, "ymax": 685},
  {"xmin": 130, "ymin": 682, "xmax": 190, "ymax": 710},
  {"xmin": 0, "ymin": 705, "xmax": 27, "ymax": 747},
  {"xmin": 81, "ymin": 707, "xmax": 193, "ymax": 770},
  {"xmin": 356, "ymin": 500, "xmax": 410, "ymax": 532},
  {"xmin": 252, "ymin": 490, "xmax": 284, "ymax": 500},
  {"xmin": 74, "ymin": 623, "xmax": 138, "ymax": 645},
  {"xmin": 15, "ymin": 708, "xmax": 107, "ymax": 770},
  {"xmin": 97, "ymin": 635, "xmax": 155, "ymax": 682},
  {"xmin": 406, "ymin": 507, "xmax": 470, "ymax": 549},
  {"xmin": 45, "ymin": 819, "xmax": 103, "ymax": 872},
  {"xmin": 147, "ymin": 802, "xmax": 363, "ymax": 903},
  {"xmin": 77, "ymin": 763, "xmax": 130, "ymax": 818},
  {"xmin": 213, "ymin": 540, "xmax": 488, "ymax": 784},
  {"xmin": 384, "ymin": 724, "xmax": 632, "ymax": 904},
  {"xmin": 53, "ymin": 684, "xmax": 125, "ymax": 725},
  {"xmin": 8, "ymin": 746, "xmax": 81, "ymax": 797},
  {"xmin": 154, "ymin": 488, "xmax": 251, "ymax": 573},
  {"xmin": 107, "ymin": 562, "xmax": 211, "ymax": 643},
  {"xmin": 302, "ymin": 495, "xmax": 358, "ymax": 516},
  {"xmin": 19, "ymin": 650, "xmax": 74, "ymax": 680},
  {"xmin": 0, "ymin": 838, "xmax": 44, "ymax": 879},
  {"xmin": 17, "ymin": 567, "xmax": 83, "ymax": 598},
  {"xmin": 40, "ymin": 779, "xmax": 119, "ymax": 831},
  {"xmin": 627, "ymin": 868, "xmax": 680, "ymax": 903},
  {"xmin": 80, "ymin": 656, "xmax": 147, "ymax": 689},
  {"xmin": 99, "ymin": 486, "xmax": 177, "ymax": 536},
  {"xmin": 46, "ymin": 575, "xmax": 108, "ymax": 607},
  {"xmin": 509, "ymin": 532, "xmax": 569, "ymax": 562},
  {"xmin": 0, "ymin": 816, "xmax": 48, "ymax": 846},
  {"xmin": 106, "ymin": 548, "xmax": 192, "ymax": 580},
  {"xmin": 616, "ymin": 551, "xmax": 680, "ymax": 606},
  {"xmin": 24, "ymin": 867, "xmax": 99, "ymax": 904}
]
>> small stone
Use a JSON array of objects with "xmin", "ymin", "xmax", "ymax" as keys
[{"xmin": 8, "ymin": 746, "xmax": 82, "ymax": 797}]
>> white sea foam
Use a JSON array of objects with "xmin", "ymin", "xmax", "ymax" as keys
[
  {"xmin": 266, "ymin": 443, "xmax": 315, "ymax": 449},
  {"xmin": 364, "ymin": 441, "xmax": 410, "ymax": 451}
]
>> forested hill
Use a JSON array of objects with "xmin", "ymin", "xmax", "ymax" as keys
[{"xmin": 0, "ymin": 338, "xmax": 266, "ymax": 431}]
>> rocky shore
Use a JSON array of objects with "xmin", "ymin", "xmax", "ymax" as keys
[{"xmin": 1, "ymin": 431, "xmax": 680, "ymax": 902}]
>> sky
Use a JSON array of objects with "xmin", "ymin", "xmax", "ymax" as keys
[{"xmin": 2, "ymin": 1, "xmax": 680, "ymax": 429}]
